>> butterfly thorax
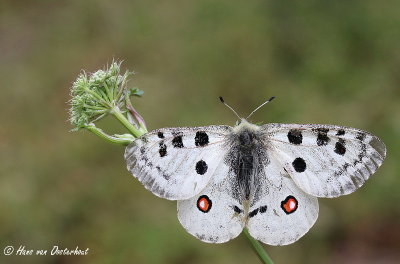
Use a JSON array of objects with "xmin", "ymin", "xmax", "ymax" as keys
[{"xmin": 228, "ymin": 120, "xmax": 264, "ymax": 206}]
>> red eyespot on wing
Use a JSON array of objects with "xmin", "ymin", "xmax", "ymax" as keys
[
  {"xmin": 281, "ymin": 195, "xmax": 298, "ymax": 214},
  {"xmin": 197, "ymin": 195, "xmax": 212, "ymax": 213}
]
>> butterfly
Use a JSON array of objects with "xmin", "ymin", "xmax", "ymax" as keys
[{"xmin": 124, "ymin": 97, "xmax": 386, "ymax": 245}]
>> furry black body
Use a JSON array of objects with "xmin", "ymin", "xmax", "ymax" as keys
[{"xmin": 226, "ymin": 123, "xmax": 268, "ymax": 204}]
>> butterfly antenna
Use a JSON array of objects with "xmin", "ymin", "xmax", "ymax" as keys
[
  {"xmin": 246, "ymin": 96, "xmax": 276, "ymax": 119},
  {"xmin": 219, "ymin": 97, "xmax": 241, "ymax": 120}
]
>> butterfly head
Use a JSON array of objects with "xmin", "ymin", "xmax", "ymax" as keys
[{"xmin": 233, "ymin": 118, "xmax": 260, "ymax": 133}]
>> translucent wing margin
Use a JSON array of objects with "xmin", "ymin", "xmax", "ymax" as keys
[
  {"xmin": 124, "ymin": 125, "xmax": 231, "ymax": 200},
  {"xmin": 261, "ymin": 123, "xmax": 386, "ymax": 198}
]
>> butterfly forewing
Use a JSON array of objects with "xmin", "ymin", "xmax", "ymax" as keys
[
  {"xmin": 262, "ymin": 124, "xmax": 386, "ymax": 198},
  {"xmin": 125, "ymin": 125, "xmax": 231, "ymax": 200}
]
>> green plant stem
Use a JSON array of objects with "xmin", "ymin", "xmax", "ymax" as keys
[
  {"xmin": 103, "ymin": 82, "xmax": 114, "ymax": 102},
  {"xmin": 111, "ymin": 107, "xmax": 144, "ymax": 138},
  {"xmin": 243, "ymin": 229, "xmax": 274, "ymax": 264},
  {"xmin": 86, "ymin": 124, "xmax": 133, "ymax": 145}
]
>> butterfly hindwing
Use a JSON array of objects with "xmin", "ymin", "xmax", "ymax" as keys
[
  {"xmin": 262, "ymin": 124, "xmax": 386, "ymax": 198},
  {"xmin": 177, "ymin": 168, "xmax": 245, "ymax": 243},
  {"xmin": 246, "ymin": 158, "xmax": 319, "ymax": 245},
  {"xmin": 246, "ymin": 177, "xmax": 318, "ymax": 246},
  {"xmin": 125, "ymin": 126, "xmax": 231, "ymax": 200}
]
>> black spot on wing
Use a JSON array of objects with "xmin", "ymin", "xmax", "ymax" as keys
[
  {"xmin": 249, "ymin": 208, "xmax": 259, "ymax": 218},
  {"xmin": 292, "ymin": 157, "xmax": 306, "ymax": 172},
  {"xmin": 334, "ymin": 139, "xmax": 346, "ymax": 155},
  {"xmin": 195, "ymin": 131, "xmax": 209, "ymax": 147},
  {"xmin": 336, "ymin": 129, "xmax": 345, "ymax": 136},
  {"xmin": 233, "ymin": 206, "xmax": 242, "ymax": 213},
  {"xmin": 159, "ymin": 142, "xmax": 167, "ymax": 157},
  {"xmin": 314, "ymin": 128, "xmax": 330, "ymax": 146},
  {"xmin": 157, "ymin": 132, "xmax": 164, "ymax": 138},
  {"xmin": 248, "ymin": 205, "xmax": 268, "ymax": 217},
  {"xmin": 287, "ymin": 129, "xmax": 303, "ymax": 145},
  {"xmin": 259, "ymin": 205, "xmax": 268, "ymax": 213},
  {"xmin": 195, "ymin": 160, "xmax": 208, "ymax": 175},
  {"xmin": 356, "ymin": 132, "xmax": 366, "ymax": 141},
  {"xmin": 172, "ymin": 135, "xmax": 184, "ymax": 148}
]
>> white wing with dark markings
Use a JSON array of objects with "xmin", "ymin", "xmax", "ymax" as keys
[
  {"xmin": 177, "ymin": 168, "xmax": 245, "ymax": 243},
  {"xmin": 246, "ymin": 157, "xmax": 318, "ymax": 245},
  {"xmin": 261, "ymin": 123, "xmax": 386, "ymax": 198},
  {"xmin": 125, "ymin": 126, "xmax": 232, "ymax": 200}
]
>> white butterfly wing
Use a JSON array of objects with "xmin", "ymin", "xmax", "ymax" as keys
[
  {"xmin": 177, "ymin": 168, "xmax": 245, "ymax": 243},
  {"xmin": 246, "ymin": 158, "xmax": 318, "ymax": 245},
  {"xmin": 262, "ymin": 124, "xmax": 386, "ymax": 198},
  {"xmin": 124, "ymin": 126, "xmax": 231, "ymax": 200}
]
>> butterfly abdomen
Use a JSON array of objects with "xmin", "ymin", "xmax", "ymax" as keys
[{"xmin": 237, "ymin": 153, "xmax": 254, "ymax": 200}]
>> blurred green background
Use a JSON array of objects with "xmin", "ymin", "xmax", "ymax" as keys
[{"xmin": 1, "ymin": 1, "xmax": 399, "ymax": 263}]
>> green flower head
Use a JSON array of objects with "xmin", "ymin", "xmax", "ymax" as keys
[{"xmin": 69, "ymin": 61, "xmax": 143, "ymax": 130}]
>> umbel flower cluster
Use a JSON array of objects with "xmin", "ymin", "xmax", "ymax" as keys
[{"xmin": 69, "ymin": 61, "xmax": 147, "ymax": 144}]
